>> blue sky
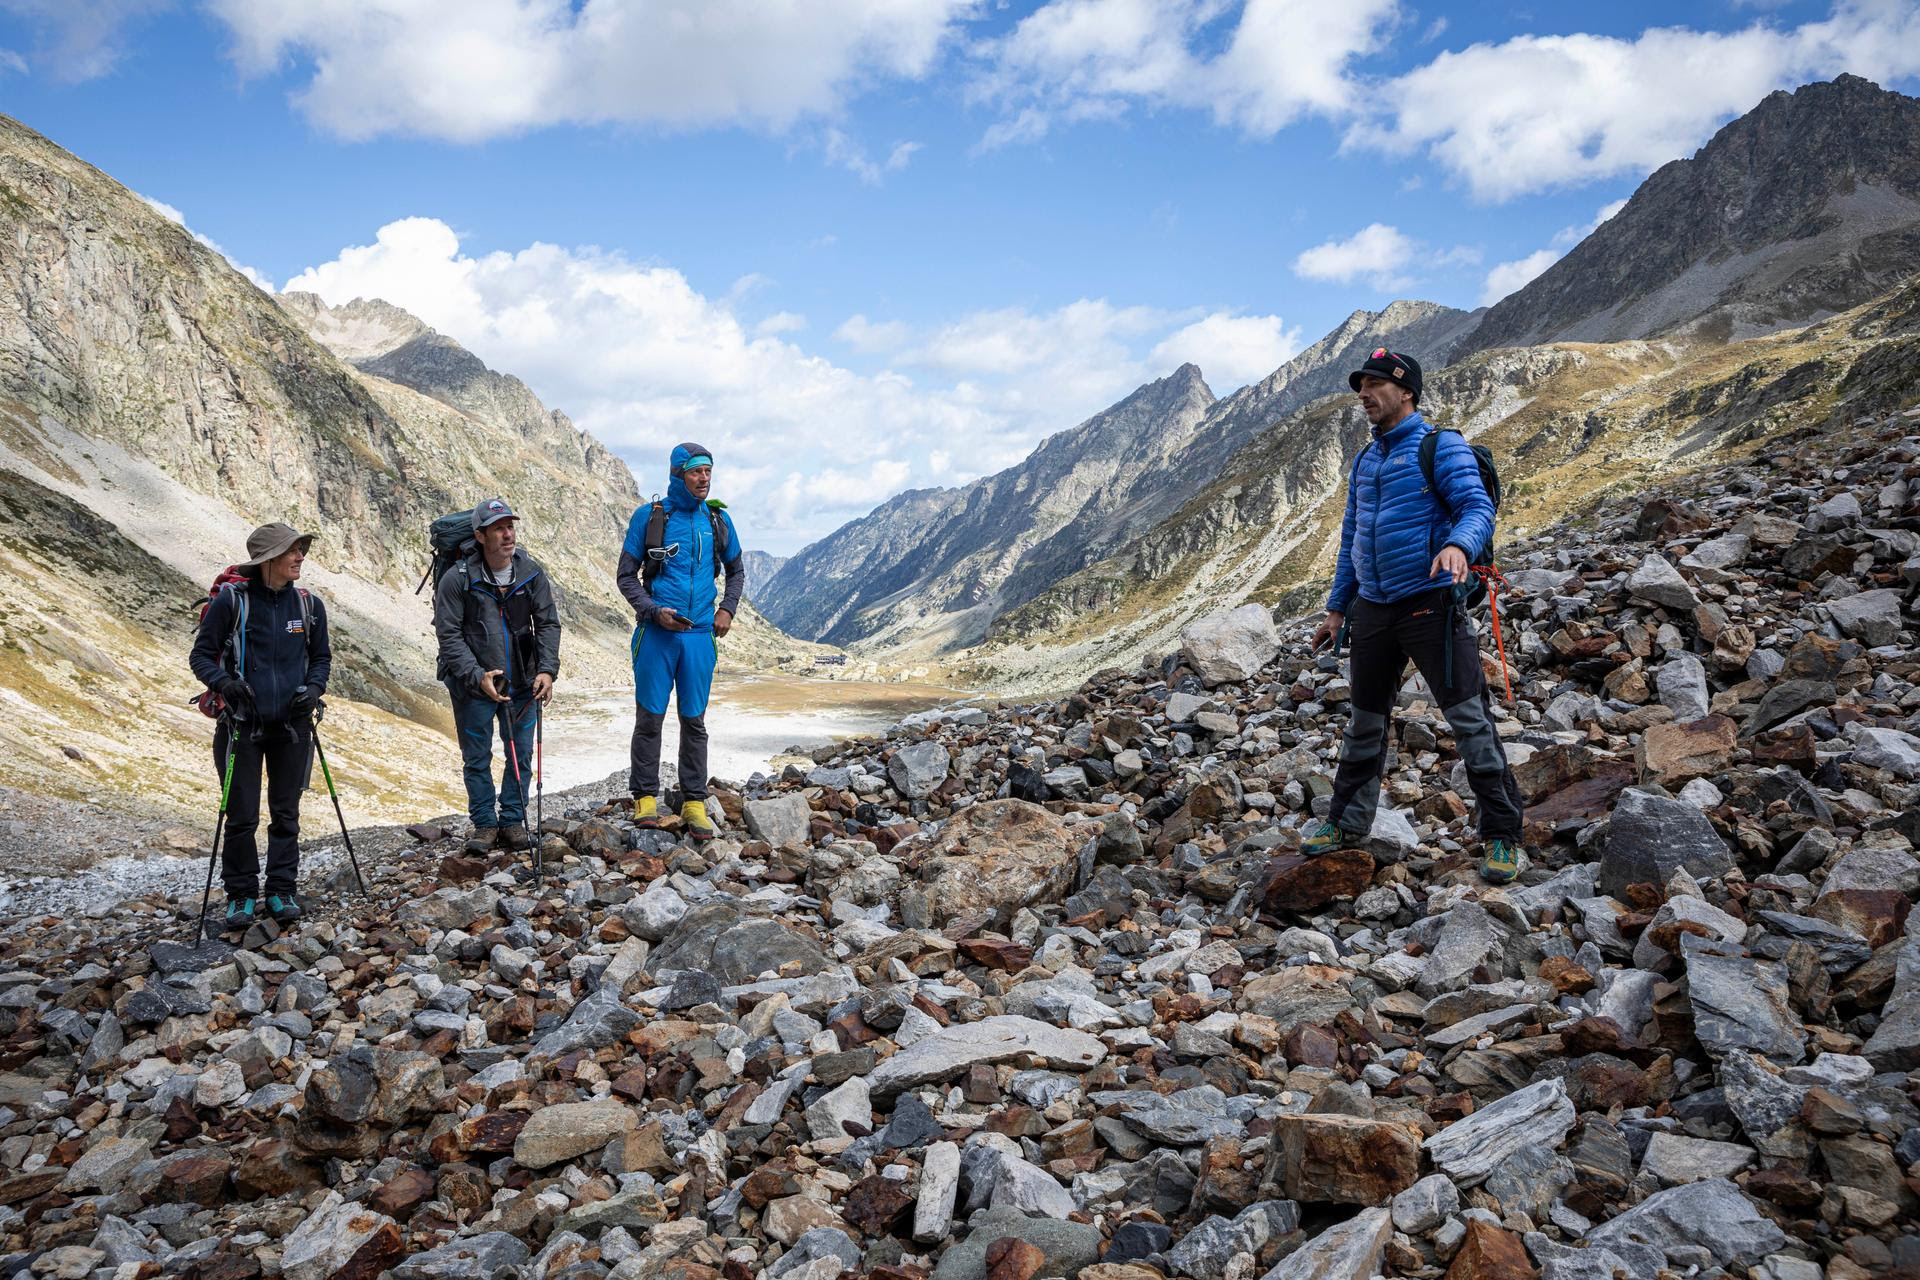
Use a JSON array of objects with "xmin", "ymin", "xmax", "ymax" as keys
[{"xmin": 4, "ymin": 0, "xmax": 1917, "ymax": 553}]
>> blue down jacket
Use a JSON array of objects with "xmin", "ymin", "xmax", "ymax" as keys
[{"xmin": 1327, "ymin": 411, "xmax": 1495, "ymax": 612}]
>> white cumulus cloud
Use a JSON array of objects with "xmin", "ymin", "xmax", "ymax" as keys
[
  {"xmin": 204, "ymin": 0, "xmax": 974, "ymax": 142},
  {"xmin": 0, "ymin": 0, "xmax": 168, "ymax": 81},
  {"xmin": 1149, "ymin": 312, "xmax": 1301, "ymax": 391},
  {"xmin": 1353, "ymin": 0, "xmax": 1920, "ymax": 201},
  {"xmin": 974, "ymin": 0, "xmax": 1398, "ymax": 148},
  {"xmin": 279, "ymin": 219, "xmax": 1303, "ymax": 550},
  {"xmin": 1292, "ymin": 223, "xmax": 1419, "ymax": 290}
]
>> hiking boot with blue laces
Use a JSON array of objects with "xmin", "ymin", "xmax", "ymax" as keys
[
  {"xmin": 1302, "ymin": 821, "xmax": 1365, "ymax": 854},
  {"xmin": 1480, "ymin": 839, "xmax": 1523, "ymax": 884},
  {"xmin": 266, "ymin": 893, "xmax": 303, "ymax": 924},
  {"xmin": 223, "ymin": 898, "xmax": 256, "ymax": 934}
]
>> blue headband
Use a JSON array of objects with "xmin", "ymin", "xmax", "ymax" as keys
[{"xmin": 679, "ymin": 455, "xmax": 713, "ymax": 472}]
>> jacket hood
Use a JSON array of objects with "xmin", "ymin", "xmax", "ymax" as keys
[{"xmin": 666, "ymin": 441, "xmax": 713, "ymax": 513}]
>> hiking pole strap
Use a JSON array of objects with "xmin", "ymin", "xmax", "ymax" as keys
[{"xmin": 1471, "ymin": 564, "xmax": 1516, "ymax": 705}]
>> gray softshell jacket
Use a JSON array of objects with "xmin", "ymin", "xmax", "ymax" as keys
[{"xmin": 433, "ymin": 548, "xmax": 561, "ymax": 697}]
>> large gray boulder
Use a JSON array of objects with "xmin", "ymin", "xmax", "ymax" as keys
[
  {"xmin": 1181, "ymin": 604, "xmax": 1280, "ymax": 686},
  {"xmin": 649, "ymin": 900, "xmax": 831, "ymax": 984},
  {"xmin": 743, "ymin": 794, "xmax": 812, "ymax": 847},
  {"xmin": 1825, "ymin": 587, "xmax": 1903, "ymax": 645},
  {"xmin": 1599, "ymin": 787, "xmax": 1735, "ymax": 897},
  {"xmin": 887, "ymin": 740, "xmax": 950, "ymax": 798},
  {"xmin": 1626, "ymin": 554, "xmax": 1699, "ymax": 611},
  {"xmin": 1586, "ymin": 1178, "xmax": 1787, "ymax": 1269}
]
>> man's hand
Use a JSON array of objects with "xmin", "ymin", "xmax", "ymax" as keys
[
  {"xmin": 531, "ymin": 673, "xmax": 554, "ymax": 704},
  {"xmin": 478, "ymin": 669, "xmax": 510, "ymax": 703},
  {"xmin": 713, "ymin": 608, "xmax": 733, "ymax": 638},
  {"xmin": 1430, "ymin": 545, "xmax": 1470, "ymax": 585},
  {"xmin": 656, "ymin": 607, "xmax": 693, "ymax": 633},
  {"xmin": 1311, "ymin": 611, "xmax": 1345, "ymax": 652}
]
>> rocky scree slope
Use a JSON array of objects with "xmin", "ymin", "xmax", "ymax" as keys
[
  {"xmin": 976, "ymin": 274, "xmax": 1920, "ymax": 694},
  {"xmin": 1457, "ymin": 74, "xmax": 1920, "ymax": 355},
  {"xmin": 7, "ymin": 404, "xmax": 1920, "ymax": 1278}
]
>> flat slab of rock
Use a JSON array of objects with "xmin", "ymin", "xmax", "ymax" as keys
[
  {"xmin": 1257, "ymin": 1206, "xmax": 1390, "ymax": 1280},
  {"xmin": 868, "ymin": 1015, "xmax": 1105, "ymax": 1097},
  {"xmin": 1682, "ymin": 936, "xmax": 1804, "ymax": 1063},
  {"xmin": 513, "ymin": 1099, "xmax": 637, "ymax": 1168},
  {"xmin": 1587, "ymin": 1177, "xmax": 1787, "ymax": 1269},
  {"xmin": 1422, "ymin": 1077, "xmax": 1575, "ymax": 1185}
]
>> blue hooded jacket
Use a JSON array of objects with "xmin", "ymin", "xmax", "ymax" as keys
[
  {"xmin": 618, "ymin": 443, "xmax": 743, "ymax": 632},
  {"xmin": 1327, "ymin": 411, "xmax": 1495, "ymax": 613}
]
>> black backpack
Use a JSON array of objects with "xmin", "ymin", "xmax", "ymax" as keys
[
  {"xmin": 1417, "ymin": 426, "xmax": 1503, "ymax": 607},
  {"xmin": 417, "ymin": 512, "xmax": 479, "ymax": 596},
  {"xmin": 639, "ymin": 498, "xmax": 732, "ymax": 588}
]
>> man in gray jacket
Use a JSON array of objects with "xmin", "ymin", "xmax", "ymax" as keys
[{"xmin": 434, "ymin": 497, "xmax": 561, "ymax": 855}]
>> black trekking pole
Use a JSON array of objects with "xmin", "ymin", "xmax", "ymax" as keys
[
  {"xmin": 195, "ymin": 716, "xmax": 244, "ymax": 943},
  {"xmin": 534, "ymin": 700, "xmax": 545, "ymax": 887},
  {"xmin": 304, "ymin": 691, "xmax": 368, "ymax": 896}
]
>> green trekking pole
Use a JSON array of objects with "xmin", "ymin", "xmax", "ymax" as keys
[
  {"xmin": 196, "ymin": 718, "xmax": 243, "ymax": 943},
  {"xmin": 304, "ymin": 692, "xmax": 368, "ymax": 896}
]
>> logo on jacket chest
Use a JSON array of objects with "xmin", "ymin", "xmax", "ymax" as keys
[{"xmin": 286, "ymin": 618, "xmax": 305, "ymax": 635}]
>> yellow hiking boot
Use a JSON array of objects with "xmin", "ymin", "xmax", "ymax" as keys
[
  {"xmin": 680, "ymin": 799, "xmax": 716, "ymax": 842},
  {"xmin": 632, "ymin": 796, "xmax": 660, "ymax": 829}
]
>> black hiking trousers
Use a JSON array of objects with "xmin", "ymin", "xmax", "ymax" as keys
[
  {"xmin": 1327, "ymin": 588, "xmax": 1526, "ymax": 843},
  {"xmin": 630, "ymin": 709, "xmax": 709, "ymax": 803},
  {"xmin": 213, "ymin": 719, "xmax": 306, "ymax": 899}
]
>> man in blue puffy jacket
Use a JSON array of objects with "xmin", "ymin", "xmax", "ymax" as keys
[
  {"xmin": 1307, "ymin": 349, "xmax": 1528, "ymax": 883},
  {"xmin": 616, "ymin": 442, "xmax": 745, "ymax": 841}
]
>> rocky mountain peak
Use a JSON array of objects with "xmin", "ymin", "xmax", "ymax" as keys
[
  {"xmin": 276, "ymin": 292, "xmax": 430, "ymax": 361},
  {"xmin": 1460, "ymin": 75, "xmax": 1920, "ymax": 353}
]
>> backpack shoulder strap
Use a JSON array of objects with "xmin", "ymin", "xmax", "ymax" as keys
[
  {"xmin": 296, "ymin": 588, "xmax": 314, "ymax": 656},
  {"xmin": 1418, "ymin": 426, "xmax": 1463, "ymax": 504},
  {"xmin": 644, "ymin": 502, "xmax": 667, "ymax": 550},
  {"xmin": 708, "ymin": 507, "xmax": 729, "ymax": 570},
  {"xmin": 220, "ymin": 583, "xmax": 250, "ymax": 677}
]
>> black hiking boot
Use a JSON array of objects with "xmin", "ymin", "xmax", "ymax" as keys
[{"xmin": 465, "ymin": 827, "xmax": 499, "ymax": 855}]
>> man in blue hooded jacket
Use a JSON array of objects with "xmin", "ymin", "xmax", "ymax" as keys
[
  {"xmin": 616, "ymin": 442, "xmax": 745, "ymax": 840},
  {"xmin": 1307, "ymin": 349, "xmax": 1528, "ymax": 883}
]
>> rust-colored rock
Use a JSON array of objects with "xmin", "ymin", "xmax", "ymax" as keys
[
  {"xmin": 1637, "ymin": 715, "xmax": 1736, "ymax": 785},
  {"xmin": 1260, "ymin": 848, "xmax": 1374, "ymax": 912},
  {"xmin": 984, "ymin": 1237, "xmax": 1046, "ymax": 1280},
  {"xmin": 1812, "ymin": 889, "xmax": 1911, "ymax": 949},
  {"xmin": 1269, "ymin": 1113, "xmax": 1419, "ymax": 1205},
  {"xmin": 157, "ymin": 1152, "xmax": 230, "ymax": 1206},
  {"xmin": 1284, "ymin": 1024, "xmax": 1341, "ymax": 1068},
  {"xmin": 1538, "ymin": 955, "xmax": 1596, "ymax": 995},
  {"xmin": 1446, "ymin": 1219, "xmax": 1538, "ymax": 1280},
  {"xmin": 366, "ymin": 1166, "xmax": 435, "ymax": 1220},
  {"xmin": 334, "ymin": 1221, "xmax": 406, "ymax": 1280},
  {"xmin": 841, "ymin": 1172, "xmax": 915, "ymax": 1235},
  {"xmin": 958, "ymin": 938, "xmax": 1035, "ymax": 971},
  {"xmin": 233, "ymin": 1139, "xmax": 321, "ymax": 1200}
]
